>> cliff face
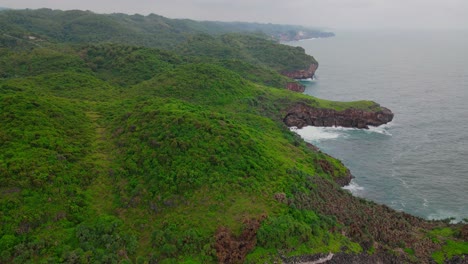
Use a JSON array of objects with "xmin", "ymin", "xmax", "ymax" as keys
[
  {"xmin": 284, "ymin": 103, "xmax": 394, "ymax": 129},
  {"xmin": 282, "ymin": 63, "xmax": 318, "ymax": 79},
  {"xmin": 285, "ymin": 82, "xmax": 305, "ymax": 92}
]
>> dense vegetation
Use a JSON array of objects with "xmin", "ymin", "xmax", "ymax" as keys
[
  {"xmin": 0, "ymin": 8, "xmax": 467, "ymax": 264},
  {"xmin": 0, "ymin": 8, "xmax": 332, "ymax": 50},
  {"xmin": 177, "ymin": 34, "xmax": 317, "ymax": 72}
]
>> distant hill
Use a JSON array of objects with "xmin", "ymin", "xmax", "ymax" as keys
[
  {"xmin": 189, "ymin": 20, "xmax": 334, "ymax": 41},
  {"xmin": 0, "ymin": 8, "xmax": 333, "ymax": 50}
]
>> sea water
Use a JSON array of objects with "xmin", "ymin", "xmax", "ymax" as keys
[{"xmin": 288, "ymin": 30, "xmax": 468, "ymax": 221}]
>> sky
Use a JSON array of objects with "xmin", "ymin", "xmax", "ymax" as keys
[{"xmin": 2, "ymin": 0, "xmax": 468, "ymax": 30}]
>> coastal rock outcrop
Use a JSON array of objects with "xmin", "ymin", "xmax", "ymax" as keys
[
  {"xmin": 282, "ymin": 63, "xmax": 318, "ymax": 80},
  {"xmin": 305, "ymin": 143, "xmax": 353, "ymax": 186},
  {"xmin": 283, "ymin": 103, "xmax": 394, "ymax": 129},
  {"xmin": 285, "ymin": 82, "xmax": 305, "ymax": 92}
]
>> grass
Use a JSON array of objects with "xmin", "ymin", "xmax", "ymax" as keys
[
  {"xmin": 433, "ymin": 241, "xmax": 468, "ymax": 264},
  {"xmin": 84, "ymin": 111, "xmax": 115, "ymax": 216}
]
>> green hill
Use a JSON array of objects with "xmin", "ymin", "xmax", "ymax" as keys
[
  {"xmin": 0, "ymin": 8, "xmax": 333, "ymax": 50},
  {"xmin": 177, "ymin": 33, "xmax": 317, "ymax": 72},
  {"xmin": 0, "ymin": 9, "xmax": 466, "ymax": 264}
]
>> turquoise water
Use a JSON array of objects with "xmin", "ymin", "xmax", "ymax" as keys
[{"xmin": 288, "ymin": 31, "xmax": 468, "ymax": 221}]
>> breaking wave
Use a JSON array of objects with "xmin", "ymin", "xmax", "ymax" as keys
[
  {"xmin": 343, "ymin": 181, "xmax": 365, "ymax": 196},
  {"xmin": 291, "ymin": 124, "xmax": 392, "ymax": 142}
]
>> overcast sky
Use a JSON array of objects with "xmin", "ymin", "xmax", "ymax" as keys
[{"xmin": 2, "ymin": 0, "xmax": 468, "ymax": 30}]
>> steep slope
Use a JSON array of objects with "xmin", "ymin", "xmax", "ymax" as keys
[{"xmin": 177, "ymin": 33, "xmax": 317, "ymax": 73}]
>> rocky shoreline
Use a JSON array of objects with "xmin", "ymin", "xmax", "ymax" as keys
[
  {"xmin": 283, "ymin": 102, "xmax": 394, "ymax": 129},
  {"xmin": 280, "ymin": 63, "xmax": 394, "ymax": 129},
  {"xmin": 283, "ymin": 63, "xmax": 318, "ymax": 92},
  {"xmin": 282, "ymin": 64, "xmax": 318, "ymax": 79}
]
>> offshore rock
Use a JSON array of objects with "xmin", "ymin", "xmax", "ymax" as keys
[
  {"xmin": 282, "ymin": 63, "xmax": 318, "ymax": 79},
  {"xmin": 283, "ymin": 103, "xmax": 394, "ymax": 129}
]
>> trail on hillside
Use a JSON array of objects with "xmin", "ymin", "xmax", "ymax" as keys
[{"xmin": 85, "ymin": 111, "xmax": 115, "ymax": 215}]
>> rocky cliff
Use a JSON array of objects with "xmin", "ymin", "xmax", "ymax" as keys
[
  {"xmin": 285, "ymin": 82, "xmax": 305, "ymax": 92},
  {"xmin": 282, "ymin": 63, "xmax": 318, "ymax": 79},
  {"xmin": 283, "ymin": 103, "xmax": 394, "ymax": 129}
]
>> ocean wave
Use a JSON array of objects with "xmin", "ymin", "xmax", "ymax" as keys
[
  {"xmin": 367, "ymin": 124, "xmax": 393, "ymax": 136},
  {"xmin": 291, "ymin": 126, "xmax": 343, "ymax": 141},
  {"xmin": 427, "ymin": 210, "xmax": 461, "ymax": 223},
  {"xmin": 423, "ymin": 198, "xmax": 429, "ymax": 207},
  {"xmin": 297, "ymin": 77, "xmax": 315, "ymax": 81},
  {"xmin": 342, "ymin": 181, "xmax": 365, "ymax": 194}
]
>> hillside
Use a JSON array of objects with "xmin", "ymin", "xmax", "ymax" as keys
[
  {"xmin": 0, "ymin": 8, "xmax": 333, "ymax": 50},
  {"xmin": 0, "ymin": 9, "xmax": 467, "ymax": 264}
]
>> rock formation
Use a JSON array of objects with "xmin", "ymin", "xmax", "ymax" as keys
[
  {"xmin": 214, "ymin": 217, "xmax": 264, "ymax": 264},
  {"xmin": 285, "ymin": 82, "xmax": 305, "ymax": 92},
  {"xmin": 461, "ymin": 225, "xmax": 468, "ymax": 240},
  {"xmin": 283, "ymin": 103, "xmax": 394, "ymax": 129},
  {"xmin": 282, "ymin": 63, "xmax": 318, "ymax": 79}
]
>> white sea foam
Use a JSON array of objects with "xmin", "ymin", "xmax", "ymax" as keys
[
  {"xmin": 292, "ymin": 124, "xmax": 392, "ymax": 142},
  {"xmin": 428, "ymin": 210, "xmax": 460, "ymax": 223},
  {"xmin": 296, "ymin": 77, "xmax": 315, "ymax": 82},
  {"xmin": 423, "ymin": 198, "xmax": 429, "ymax": 207},
  {"xmin": 298, "ymin": 37, "xmax": 318, "ymax": 42},
  {"xmin": 291, "ymin": 126, "xmax": 343, "ymax": 142},
  {"xmin": 367, "ymin": 124, "xmax": 392, "ymax": 136},
  {"xmin": 342, "ymin": 181, "xmax": 365, "ymax": 195}
]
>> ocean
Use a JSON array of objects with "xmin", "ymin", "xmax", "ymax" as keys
[{"xmin": 288, "ymin": 30, "xmax": 468, "ymax": 221}]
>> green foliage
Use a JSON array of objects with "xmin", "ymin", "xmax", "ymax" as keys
[
  {"xmin": 110, "ymin": 98, "xmax": 278, "ymax": 198},
  {"xmin": 216, "ymin": 59, "xmax": 292, "ymax": 88},
  {"xmin": 72, "ymin": 215, "xmax": 137, "ymax": 262},
  {"xmin": 81, "ymin": 44, "xmax": 182, "ymax": 86},
  {"xmin": 0, "ymin": 92, "xmax": 96, "ymax": 262},
  {"xmin": 256, "ymin": 208, "xmax": 360, "ymax": 257},
  {"xmin": 0, "ymin": 9, "xmax": 332, "ymax": 49},
  {"xmin": 428, "ymin": 227, "xmax": 456, "ymax": 243},
  {"xmin": 132, "ymin": 63, "xmax": 252, "ymax": 107},
  {"xmin": 432, "ymin": 240, "xmax": 468, "ymax": 264},
  {"xmin": 0, "ymin": 12, "xmax": 461, "ymax": 263},
  {"xmin": 178, "ymin": 33, "xmax": 317, "ymax": 72},
  {"xmin": 0, "ymin": 47, "xmax": 90, "ymax": 79},
  {"xmin": 257, "ymin": 210, "xmax": 320, "ymax": 249},
  {"xmin": 2, "ymin": 72, "xmax": 118, "ymax": 101}
]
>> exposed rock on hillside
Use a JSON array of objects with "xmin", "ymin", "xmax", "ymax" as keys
[
  {"xmin": 461, "ymin": 225, "xmax": 468, "ymax": 240},
  {"xmin": 283, "ymin": 103, "xmax": 394, "ymax": 129},
  {"xmin": 215, "ymin": 218, "xmax": 264, "ymax": 264}
]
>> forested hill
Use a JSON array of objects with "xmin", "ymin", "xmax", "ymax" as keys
[
  {"xmin": 0, "ymin": 8, "xmax": 467, "ymax": 264},
  {"xmin": 0, "ymin": 8, "xmax": 333, "ymax": 49}
]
